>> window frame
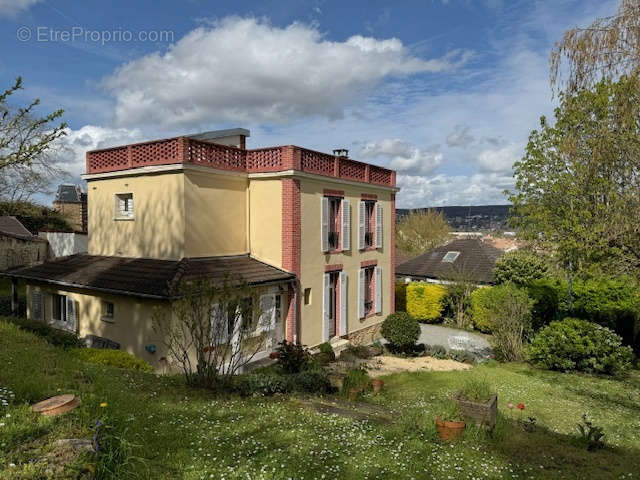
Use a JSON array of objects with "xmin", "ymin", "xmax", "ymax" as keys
[
  {"xmin": 363, "ymin": 267, "xmax": 374, "ymax": 316},
  {"xmin": 326, "ymin": 196, "xmax": 342, "ymax": 251},
  {"xmin": 114, "ymin": 192, "xmax": 134, "ymax": 220},
  {"xmin": 51, "ymin": 293, "xmax": 67, "ymax": 322},
  {"xmin": 363, "ymin": 201, "xmax": 375, "ymax": 248},
  {"xmin": 101, "ymin": 300, "xmax": 115, "ymax": 322}
]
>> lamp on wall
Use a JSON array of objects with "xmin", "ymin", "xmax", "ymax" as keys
[{"xmin": 145, "ymin": 344, "xmax": 157, "ymax": 354}]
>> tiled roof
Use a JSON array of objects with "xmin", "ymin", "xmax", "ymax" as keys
[
  {"xmin": 55, "ymin": 184, "xmax": 84, "ymax": 203},
  {"xmin": 0, "ymin": 216, "xmax": 35, "ymax": 240},
  {"xmin": 2, "ymin": 254, "xmax": 294, "ymax": 298},
  {"xmin": 396, "ymin": 238, "xmax": 504, "ymax": 284}
]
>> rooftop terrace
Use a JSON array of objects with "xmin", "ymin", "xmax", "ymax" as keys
[{"xmin": 85, "ymin": 136, "xmax": 396, "ymax": 188}]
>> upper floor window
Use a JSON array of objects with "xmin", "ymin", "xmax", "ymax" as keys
[
  {"xmin": 328, "ymin": 197, "xmax": 341, "ymax": 250},
  {"xmin": 364, "ymin": 201, "xmax": 375, "ymax": 248},
  {"xmin": 358, "ymin": 200, "xmax": 383, "ymax": 250},
  {"xmin": 115, "ymin": 193, "xmax": 134, "ymax": 220},
  {"xmin": 321, "ymin": 196, "xmax": 350, "ymax": 252}
]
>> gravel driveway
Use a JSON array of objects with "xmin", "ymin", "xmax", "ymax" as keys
[{"xmin": 418, "ymin": 324, "xmax": 493, "ymax": 360}]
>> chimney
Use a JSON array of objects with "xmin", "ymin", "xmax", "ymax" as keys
[{"xmin": 332, "ymin": 148, "xmax": 349, "ymax": 157}]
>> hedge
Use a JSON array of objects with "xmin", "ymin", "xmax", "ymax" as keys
[
  {"xmin": 395, "ymin": 283, "xmax": 407, "ymax": 312},
  {"xmin": 73, "ymin": 348, "xmax": 154, "ymax": 372},
  {"xmin": 470, "ymin": 287, "xmax": 494, "ymax": 333},
  {"xmin": 406, "ymin": 283, "xmax": 447, "ymax": 322}
]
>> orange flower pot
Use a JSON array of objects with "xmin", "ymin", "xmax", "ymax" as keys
[
  {"xmin": 371, "ymin": 379, "xmax": 384, "ymax": 394},
  {"xmin": 436, "ymin": 416, "xmax": 466, "ymax": 442}
]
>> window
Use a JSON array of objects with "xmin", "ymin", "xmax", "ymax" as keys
[
  {"xmin": 101, "ymin": 301, "xmax": 115, "ymax": 322},
  {"xmin": 304, "ymin": 288, "xmax": 312, "ymax": 305},
  {"xmin": 364, "ymin": 201, "xmax": 375, "ymax": 247},
  {"xmin": 322, "ymin": 196, "xmax": 349, "ymax": 252},
  {"xmin": 327, "ymin": 272, "xmax": 338, "ymax": 338},
  {"xmin": 359, "ymin": 266, "xmax": 382, "ymax": 318},
  {"xmin": 442, "ymin": 251, "xmax": 460, "ymax": 263},
  {"xmin": 52, "ymin": 294, "xmax": 67, "ymax": 322},
  {"xmin": 363, "ymin": 267, "xmax": 374, "ymax": 316},
  {"xmin": 328, "ymin": 197, "xmax": 341, "ymax": 250},
  {"xmin": 115, "ymin": 193, "xmax": 134, "ymax": 219},
  {"xmin": 31, "ymin": 290, "xmax": 43, "ymax": 321}
]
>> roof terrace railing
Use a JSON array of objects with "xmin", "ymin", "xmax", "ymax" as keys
[{"xmin": 86, "ymin": 137, "xmax": 396, "ymax": 187}]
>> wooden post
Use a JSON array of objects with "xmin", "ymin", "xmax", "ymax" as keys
[{"xmin": 11, "ymin": 278, "xmax": 19, "ymax": 316}]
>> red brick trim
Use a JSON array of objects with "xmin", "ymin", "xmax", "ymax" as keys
[
  {"xmin": 323, "ymin": 189, "xmax": 344, "ymax": 197},
  {"xmin": 282, "ymin": 178, "xmax": 301, "ymax": 342},
  {"xmin": 361, "ymin": 193, "xmax": 378, "ymax": 200},
  {"xmin": 390, "ymin": 193, "xmax": 396, "ymax": 313},
  {"xmin": 325, "ymin": 264, "xmax": 343, "ymax": 272},
  {"xmin": 360, "ymin": 259, "xmax": 378, "ymax": 268}
]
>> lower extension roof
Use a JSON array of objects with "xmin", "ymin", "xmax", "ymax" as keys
[{"xmin": 1, "ymin": 254, "xmax": 295, "ymax": 299}]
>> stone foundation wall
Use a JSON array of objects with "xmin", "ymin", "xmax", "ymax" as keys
[
  {"xmin": 0, "ymin": 236, "xmax": 48, "ymax": 270},
  {"xmin": 347, "ymin": 321, "xmax": 383, "ymax": 346}
]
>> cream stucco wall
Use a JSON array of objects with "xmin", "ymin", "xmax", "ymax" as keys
[
  {"xmin": 184, "ymin": 170, "xmax": 248, "ymax": 257},
  {"xmin": 26, "ymin": 283, "xmax": 169, "ymax": 369},
  {"xmin": 298, "ymin": 178, "xmax": 393, "ymax": 346},
  {"xmin": 88, "ymin": 172, "xmax": 186, "ymax": 260},
  {"xmin": 248, "ymin": 179, "xmax": 282, "ymax": 268}
]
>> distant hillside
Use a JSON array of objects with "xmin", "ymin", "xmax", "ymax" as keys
[{"xmin": 396, "ymin": 205, "xmax": 512, "ymax": 232}]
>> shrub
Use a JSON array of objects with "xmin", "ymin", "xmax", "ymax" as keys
[
  {"xmin": 381, "ymin": 312, "xmax": 420, "ymax": 351},
  {"xmin": 234, "ymin": 367, "xmax": 332, "ymax": 396},
  {"xmin": 73, "ymin": 348, "xmax": 153, "ymax": 372},
  {"xmin": 470, "ymin": 287, "xmax": 494, "ymax": 333},
  {"xmin": 395, "ymin": 282, "xmax": 407, "ymax": 312},
  {"xmin": 276, "ymin": 340, "xmax": 310, "ymax": 373},
  {"xmin": 9, "ymin": 317, "xmax": 85, "ymax": 349},
  {"xmin": 317, "ymin": 342, "xmax": 334, "ymax": 355},
  {"xmin": 345, "ymin": 344, "xmax": 372, "ymax": 359},
  {"xmin": 481, "ymin": 283, "xmax": 534, "ymax": 361},
  {"xmin": 341, "ymin": 367, "xmax": 370, "ymax": 396},
  {"xmin": 493, "ymin": 250, "xmax": 549, "ymax": 285},
  {"xmin": 525, "ymin": 278, "xmax": 561, "ymax": 331},
  {"xmin": 406, "ymin": 283, "xmax": 447, "ymax": 322},
  {"xmin": 449, "ymin": 350, "xmax": 476, "ymax": 364},
  {"xmin": 425, "ymin": 344, "xmax": 447, "ymax": 359},
  {"xmin": 528, "ymin": 318, "xmax": 633, "ymax": 374}
]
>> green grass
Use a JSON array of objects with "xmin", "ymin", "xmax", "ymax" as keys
[{"xmin": 1, "ymin": 318, "xmax": 639, "ymax": 479}]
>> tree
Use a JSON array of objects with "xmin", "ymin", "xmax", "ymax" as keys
[
  {"xmin": 152, "ymin": 276, "xmax": 268, "ymax": 388},
  {"xmin": 0, "ymin": 201, "xmax": 72, "ymax": 233},
  {"xmin": 396, "ymin": 209, "xmax": 450, "ymax": 257},
  {"xmin": 493, "ymin": 250, "xmax": 549, "ymax": 285},
  {"xmin": 508, "ymin": 76, "xmax": 640, "ymax": 280},
  {"xmin": 0, "ymin": 77, "xmax": 67, "ymax": 201},
  {"xmin": 551, "ymin": 0, "xmax": 640, "ymax": 94}
]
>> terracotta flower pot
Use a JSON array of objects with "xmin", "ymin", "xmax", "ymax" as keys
[
  {"xmin": 435, "ymin": 416, "xmax": 466, "ymax": 442},
  {"xmin": 348, "ymin": 388, "xmax": 360, "ymax": 401},
  {"xmin": 371, "ymin": 379, "xmax": 384, "ymax": 394}
]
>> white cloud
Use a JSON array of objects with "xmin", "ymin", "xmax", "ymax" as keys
[
  {"xmin": 359, "ymin": 138, "xmax": 443, "ymax": 175},
  {"xmin": 0, "ymin": 0, "xmax": 41, "ymax": 17},
  {"xmin": 475, "ymin": 143, "xmax": 522, "ymax": 173},
  {"xmin": 446, "ymin": 125, "xmax": 474, "ymax": 148},
  {"xmin": 53, "ymin": 125, "xmax": 143, "ymax": 178},
  {"xmin": 103, "ymin": 17, "xmax": 472, "ymax": 128}
]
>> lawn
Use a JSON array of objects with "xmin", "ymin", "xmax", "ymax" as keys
[{"xmin": 1, "ymin": 319, "xmax": 639, "ymax": 479}]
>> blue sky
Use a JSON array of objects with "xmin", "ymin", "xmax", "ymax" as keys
[{"xmin": 0, "ymin": 0, "xmax": 618, "ymax": 207}]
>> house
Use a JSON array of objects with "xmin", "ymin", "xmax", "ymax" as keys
[
  {"xmin": 2, "ymin": 128, "xmax": 397, "ymax": 369},
  {"xmin": 396, "ymin": 238, "xmax": 503, "ymax": 285},
  {"xmin": 52, "ymin": 184, "xmax": 88, "ymax": 232},
  {"xmin": 0, "ymin": 216, "xmax": 48, "ymax": 271}
]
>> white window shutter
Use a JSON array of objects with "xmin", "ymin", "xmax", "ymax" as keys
[
  {"xmin": 341, "ymin": 199, "xmax": 351, "ymax": 251},
  {"xmin": 31, "ymin": 290, "xmax": 43, "ymax": 321},
  {"xmin": 376, "ymin": 202, "xmax": 383, "ymax": 249},
  {"xmin": 258, "ymin": 294, "xmax": 276, "ymax": 333},
  {"xmin": 375, "ymin": 266, "xmax": 382, "ymax": 314},
  {"xmin": 114, "ymin": 195, "xmax": 120, "ymax": 217},
  {"xmin": 211, "ymin": 303, "xmax": 228, "ymax": 344},
  {"xmin": 340, "ymin": 271, "xmax": 347, "ymax": 336},
  {"xmin": 358, "ymin": 268, "xmax": 365, "ymax": 318},
  {"xmin": 66, "ymin": 297, "xmax": 77, "ymax": 332},
  {"xmin": 321, "ymin": 197, "xmax": 329, "ymax": 252},
  {"xmin": 119, "ymin": 198, "xmax": 126, "ymax": 216},
  {"xmin": 358, "ymin": 201, "xmax": 366, "ymax": 250},
  {"xmin": 322, "ymin": 273, "xmax": 330, "ymax": 342},
  {"xmin": 128, "ymin": 196, "xmax": 134, "ymax": 217}
]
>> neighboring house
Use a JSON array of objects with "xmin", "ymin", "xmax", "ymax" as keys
[
  {"xmin": 3, "ymin": 128, "xmax": 397, "ymax": 369},
  {"xmin": 52, "ymin": 184, "xmax": 88, "ymax": 232},
  {"xmin": 38, "ymin": 230, "xmax": 88, "ymax": 257},
  {"xmin": 396, "ymin": 238, "xmax": 503, "ymax": 285},
  {"xmin": 0, "ymin": 216, "xmax": 48, "ymax": 271}
]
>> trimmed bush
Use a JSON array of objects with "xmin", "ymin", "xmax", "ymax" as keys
[
  {"xmin": 406, "ymin": 283, "xmax": 447, "ymax": 322},
  {"xmin": 73, "ymin": 348, "xmax": 153, "ymax": 372},
  {"xmin": 525, "ymin": 278, "xmax": 561, "ymax": 331},
  {"xmin": 381, "ymin": 312, "xmax": 420, "ymax": 351},
  {"xmin": 9, "ymin": 317, "xmax": 85, "ymax": 349},
  {"xmin": 470, "ymin": 287, "xmax": 494, "ymax": 333},
  {"xmin": 528, "ymin": 318, "xmax": 634, "ymax": 374},
  {"xmin": 493, "ymin": 250, "xmax": 549, "ymax": 285},
  {"xmin": 395, "ymin": 282, "xmax": 407, "ymax": 312}
]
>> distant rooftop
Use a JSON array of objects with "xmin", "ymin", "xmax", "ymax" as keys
[{"xmin": 54, "ymin": 184, "xmax": 85, "ymax": 203}]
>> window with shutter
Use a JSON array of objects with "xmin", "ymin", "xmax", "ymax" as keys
[
  {"xmin": 376, "ymin": 203, "xmax": 383, "ymax": 249},
  {"xmin": 51, "ymin": 294, "xmax": 66, "ymax": 322},
  {"xmin": 358, "ymin": 268, "xmax": 365, "ymax": 318},
  {"xmin": 358, "ymin": 201, "xmax": 366, "ymax": 249},
  {"xmin": 258, "ymin": 294, "xmax": 276, "ymax": 333},
  {"xmin": 341, "ymin": 199, "xmax": 351, "ymax": 251},
  {"xmin": 322, "ymin": 273, "xmax": 330, "ymax": 342},
  {"xmin": 66, "ymin": 297, "xmax": 77, "ymax": 332},
  {"xmin": 31, "ymin": 290, "xmax": 43, "ymax": 321},
  {"xmin": 211, "ymin": 303, "xmax": 228, "ymax": 344},
  {"xmin": 339, "ymin": 271, "xmax": 347, "ymax": 335},
  {"xmin": 321, "ymin": 197, "xmax": 329, "ymax": 252},
  {"xmin": 375, "ymin": 266, "xmax": 382, "ymax": 314}
]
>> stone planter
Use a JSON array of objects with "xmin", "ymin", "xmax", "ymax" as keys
[{"xmin": 454, "ymin": 391, "xmax": 497, "ymax": 430}]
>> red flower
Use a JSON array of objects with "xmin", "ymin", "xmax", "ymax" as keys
[
  {"xmin": 517, "ymin": 403, "xmax": 525, "ymax": 411},
  {"xmin": 269, "ymin": 351, "xmax": 280, "ymax": 360}
]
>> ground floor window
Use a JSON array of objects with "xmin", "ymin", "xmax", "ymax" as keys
[
  {"xmin": 364, "ymin": 267, "xmax": 374, "ymax": 316},
  {"xmin": 101, "ymin": 301, "xmax": 115, "ymax": 322},
  {"xmin": 52, "ymin": 294, "xmax": 67, "ymax": 322},
  {"xmin": 327, "ymin": 272, "xmax": 339, "ymax": 338}
]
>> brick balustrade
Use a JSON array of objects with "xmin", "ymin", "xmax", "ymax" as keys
[{"xmin": 86, "ymin": 137, "xmax": 396, "ymax": 187}]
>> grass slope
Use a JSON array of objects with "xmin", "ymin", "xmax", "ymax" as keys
[{"xmin": 0, "ymin": 319, "xmax": 639, "ymax": 479}]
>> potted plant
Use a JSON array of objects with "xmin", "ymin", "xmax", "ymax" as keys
[
  {"xmin": 342, "ymin": 367, "xmax": 370, "ymax": 401},
  {"xmin": 436, "ymin": 400, "xmax": 466, "ymax": 441},
  {"xmin": 371, "ymin": 378, "xmax": 384, "ymax": 394},
  {"xmin": 454, "ymin": 377, "xmax": 497, "ymax": 430}
]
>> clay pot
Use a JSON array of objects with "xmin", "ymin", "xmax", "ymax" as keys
[
  {"xmin": 371, "ymin": 379, "xmax": 384, "ymax": 394},
  {"xmin": 348, "ymin": 388, "xmax": 360, "ymax": 401},
  {"xmin": 435, "ymin": 416, "xmax": 466, "ymax": 442}
]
